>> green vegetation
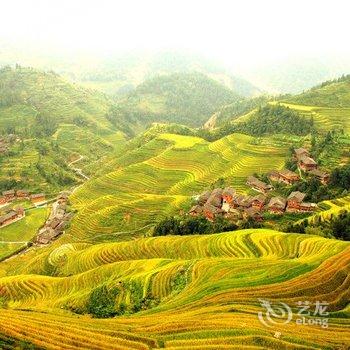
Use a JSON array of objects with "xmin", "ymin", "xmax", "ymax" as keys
[
  {"xmin": 115, "ymin": 72, "xmax": 239, "ymax": 127},
  {"xmin": 153, "ymin": 215, "xmax": 238, "ymax": 236},
  {"xmin": 213, "ymin": 95, "xmax": 271, "ymax": 126},
  {"xmin": 235, "ymin": 104, "xmax": 314, "ymax": 136},
  {"xmin": 0, "ymin": 65, "xmax": 117, "ymax": 136},
  {"xmin": 287, "ymin": 74, "xmax": 350, "ymax": 107}
]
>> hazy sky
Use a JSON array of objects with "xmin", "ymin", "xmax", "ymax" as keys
[{"xmin": 1, "ymin": 0, "xmax": 349, "ymax": 69}]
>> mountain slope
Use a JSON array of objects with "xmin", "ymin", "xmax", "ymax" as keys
[
  {"xmin": 0, "ymin": 65, "xmax": 119, "ymax": 136},
  {"xmin": 73, "ymin": 51, "xmax": 262, "ymax": 97},
  {"xmin": 286, "ymin": 74, "xmax": 350, "ymax": 107},
  {"xmin": 114, "ymin": 72, "xmax": 239, "ymax": 127}
]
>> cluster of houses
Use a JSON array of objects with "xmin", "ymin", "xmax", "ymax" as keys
[
  {"xmin": 0, "ymin": 207, "xmax": 25, "ymax": 228},
  {"xmin": 294, "ymin": 148, "xmax": 330, "ymax": 184},
  {"xmin": 0, "ymin": 190, "xmax": 46, "ymax": 207},
  {"xmin": 189, "ymin": 148, "xmax": 328, "ymax": 223},
  {"xmin": 36, "ymin": 192, "xmax": 73, "ymax": 245},
  {"xmin": 190, "ymin": 185, "xmax": 317, "ymax": 222}
]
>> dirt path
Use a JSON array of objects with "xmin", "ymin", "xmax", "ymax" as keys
[{"xmin": 68, "ymin": 155, "xmax": 90, "ymax": 180}]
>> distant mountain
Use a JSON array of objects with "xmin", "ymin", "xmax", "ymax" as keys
[
  {"xmin": 71, "ymin": 51, "xmax": 262, "ymax": 98},
  {"xmin": 285, "ymin": 74, "xmax": 350, "ymax": 107},
  {"xmin": 242, "ymin": 56, "xmax": 350, "ymax": 94},
  {"xmin": 112, "ymin": 72, "xmax": 239, "ymax": 127}
]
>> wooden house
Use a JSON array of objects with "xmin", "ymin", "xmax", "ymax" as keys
[
  {"xmin": 2, "ymin": 190, "xmax": 15, "ymax": 201},
  {"xmin": 16, "ymin": 190, "xmax": 30, "ymax": 198},
  {"xmin": 0, "ymin": 207, "xmax": 25, "ymax": 228},
  {"xmin": 250, "ymin": 194, "xmax": 266, "ymax": 211},
  {"xmin": 244, "ymin": 207, "xmax": 263, "ymax": 221},
  {"xmin": 189, "ymin": 205, "xmax": 203, "ymax": 217},
  {"xmin": 268, "ymin": 197, "xmax": 287, "ymax": 214},
  {"xmin": 294, "ymin": 148, "xmax": 310, "ymax": 160},
  {"xmin": 278, "ymin": 169, "xmax": 300, "ymax": 185},
  {"xmin": 298, "ymin": 155, "xmax": 317, "ymax": 172},
  {"xmin": 309, "ymin": 169, "xmax": 330, "ymax": 185},
  {"xmin": 203, "ymin": 204, "xmax": 222, "ymax": 221},
  {"xmin": 30, "ymin": 193, "xmax": 46, "ymax": 205},
  {"xmin": 206, "ymin": 188, "xmax": 223, "ymax": 208},
  {"xmin": 286, "ymin": 191, "xmax": 306, "ymax": 212},
  {"xmin": 268, "ymin": 170, "xmax": 281, "ymax": 182},
  {"xmin": 231, "ymin": 194, "xmax": 252, "ymax": 209},
  {"xmin": 222, "ymin": 187, "xmax": 236, "ymax": 204},
  {"xmin": 246, "ymin": 176, "xmax": 272, "ymax": 194},
  {"xmin": 299, "ymin": 202, "xmax": 317, "ymax": 212},
  {"xmin": 197, "ymin": 191, "xmax": 211, "ymax": 205}
]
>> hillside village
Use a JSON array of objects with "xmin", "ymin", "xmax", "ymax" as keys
[
  {"xmin": 189, "ymin": 147, "xmax": 330, "ymax": 222},
  {"xmin": 36, "ymin": 192, "xmax": 73, "ymax": 245}
]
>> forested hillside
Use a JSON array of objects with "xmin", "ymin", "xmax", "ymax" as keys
[
  {"xmin": 112, "ymin": 72, "xmax": 239, "ymax": 127},
  {"xmin": 286, "ymin": 74, "xmax": 350, "ymax": 107},
  {"xmin": 0, "ymin": 65, "xmax": 132, "ymax": 137}
]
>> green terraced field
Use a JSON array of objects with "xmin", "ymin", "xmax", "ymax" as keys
[
  {"xmin": 65, "ymin": 132, "xmax": 288, "ymax": 241},
  {"xmin": 0, "ymin": 230, "xmax": 348, "ymax": 349},
  {"xmin": 278, "ymin": 102, "xmax": 350, "ymax": 133}
]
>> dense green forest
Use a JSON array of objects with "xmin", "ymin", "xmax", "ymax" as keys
[
  {"xmin": 213, "ymin": 95, "xmax": 271, "ymax": 126},
  {"xmin": 114, "ymin": 72, "xmax": 239, "ymax": 127}
]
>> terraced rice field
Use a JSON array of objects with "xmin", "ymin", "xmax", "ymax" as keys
[
  {"xmin": 278, "ymin": 102, "xmax": 350, "ymax": 133},
  {"xmin": 0, "ymin": 230, "xmax": 348, "ymax": 349},
  {"xmin": 306, "ymin": 194, "xmax": 350, "ymax": 225},
  {"xmin": 67, "ymin": 133, "xmax": 288, "ymax": 241}
]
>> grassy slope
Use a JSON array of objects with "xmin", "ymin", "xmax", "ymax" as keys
[{"xmin": 0, "ymin": 230, "xmax": 348, "ymax": 349}]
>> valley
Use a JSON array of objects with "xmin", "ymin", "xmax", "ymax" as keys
[{"xmin": 0, "ymin": 60, "xmax": 349, "ymax": 350}]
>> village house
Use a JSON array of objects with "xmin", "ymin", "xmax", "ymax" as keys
[
  {"xmin": 286, "ymin": 191, "xmax": 306, "ymax": 212},
  {"xmin": 231, "ymin": 194, "xmax": 252, "ymax": 209},
  {"xmin": 250, "ymin": 194, "xmax": 266, "ymax": 211},
  {"xmin": 2, "ymin": 190, "xmax": 15, "ymax": 202},
  {"xmin": 197, "ymin": 190, "xmax": 211, "ymax": 205},
  {"xmin": 299, "ymin": 202, "xmax": 317, "ymax": 212},
  {"xmin": 224, "ymin": 208, "xmax": 242, "ymax": 221},
  {"xmin": 244, "ymin": 207, "xmax": 263, "ymax": 221},
  {"xmin": 0, "ymin": 207, "xmax": 25, "ymax": 228},
  {"xmin": 16, "ymin": 190, "xmax": 30, "ymax": 199},
  {"xmin": 270, "ymin": 169, "xmax": 300, "ymax": 185},
  {"xmin": 0, "ymin": 196, "xmax": 7, "ymax": 205},
  {"xmin": 268, "ymin": 197, "xmax": 287, "ymax": 214},
  {"xmin": 246, "ymin": 176, "xmax": 272, "ymax": 194},
  {"xmin": 30, "ymin": 193, "xmax": 46, "ymax": 205},
  {"xmin": 298, "ymin": 155, "xmax": 318, "ymax": 172},
  {"xmin": 309, "ymin": 169, "xmax": 330, "ymax": 185},
  {"xmin": 222, "ymin": 188, "xmax": 236, "ymax": 212},
  {"xmin": 203, "ymin": 203, "xmax": 223, "ymax": 221},
  {"xmin": 294, "ymin": 148, "xmax": 310, "ymax": 160},
  {"xmin": 206, "ymin": 188, "xmax": 223, "ymax": 208},
  {"xmin": 189, "ymin": 205, "xmax": 203, "ymax": 217},
  {"xmin": 294, "ymin": 148, "xmax": 318, "ymax": 172}
]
